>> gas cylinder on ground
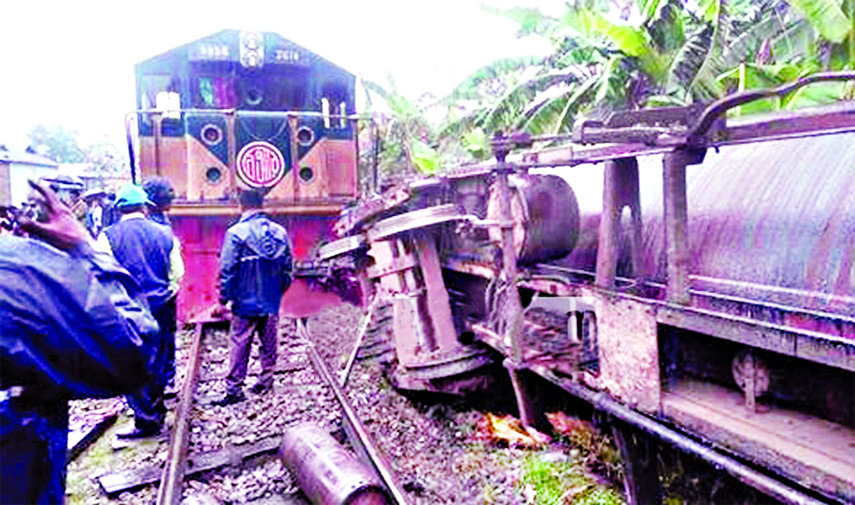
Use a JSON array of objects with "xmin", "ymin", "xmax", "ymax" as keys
[{"xmin": 279, "ymin": 422, "xmax": 389, "ymax": 505}]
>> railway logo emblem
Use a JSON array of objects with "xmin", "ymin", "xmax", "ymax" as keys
[{"xmin": 236, "ymin": 141, "xmax": 286, "ymax": 188}]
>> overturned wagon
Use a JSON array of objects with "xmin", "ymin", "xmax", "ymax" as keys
[{"xmin": 322, "ymin": 74, "xmax": 855, "ymax": 504}]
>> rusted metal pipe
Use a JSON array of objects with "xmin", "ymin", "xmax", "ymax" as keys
[
  {"xmin": 280, "ymin": 422, "xmax": 388, "ymax": 505},
  {"xmin": 688, "ymin": 71, "xmax": 855, "ymax": 141}
]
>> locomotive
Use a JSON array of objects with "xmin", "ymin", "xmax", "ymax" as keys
[
  {"xmin": 129, "ymin": 29, "xmax": 362, "ymax": 322},
  {"xmin": 322, "ymin": 74, "xmax": 855, "ymax": 504}
]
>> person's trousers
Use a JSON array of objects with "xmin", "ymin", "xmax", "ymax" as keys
[
  {"xmin": 126, "ymin": 299, "xmax": 174, "ymax": 431},
  {"xmin": 225, "ymin": 313, "xmax": 279, "ymax": 395},
  {"xmin": 161, "ymin": 297, "xmax": 178, "ymax": 386},
  {"xmin": 0, "ymin": 398, "xmax": 68, "ymax": 505}
]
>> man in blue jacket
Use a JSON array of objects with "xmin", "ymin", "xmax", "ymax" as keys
[
  {"xmin": 215, "ymin": 188, "xmax": 292, "ymax": 406},
  {"xmin": 96, "ymin": 184, "xmax": 175, "ymax": 438},
  {"xmin": 143, "ymin": 177, "xmax": 184, "ymax": 394},
  {"xmin": 1, "ymin": 181, "xmax": 156, "ymax": 504}
]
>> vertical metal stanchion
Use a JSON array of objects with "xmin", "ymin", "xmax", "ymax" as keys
[
  {"xmin": 597, "ymin": 159, "xmax": 620, "ymax": 290},
  {"xmin": 663, "ymin": 148, "xmax": 704, "ymax": 304},
  {"xmin": 492, "ymin": 135, "xmax": 530, "ymax": 425}
]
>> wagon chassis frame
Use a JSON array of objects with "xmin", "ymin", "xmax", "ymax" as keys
[
  {"xmin": 334, "ymin": 72, "xmax": 855, "ymax": 505},
  {"xmin": 464, "ymin": 72, "xmax": 855, "ymax": 505}
]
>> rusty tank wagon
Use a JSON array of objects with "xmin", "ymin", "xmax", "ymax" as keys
[{"xmin": 319, "ymin": 73, "xmax": 855, "ymax": 504}]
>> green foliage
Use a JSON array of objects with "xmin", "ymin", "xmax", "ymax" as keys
[
  {"xmin": 788, "ymin": 0, "xmax": 852, "ymax": 43},
  {"xmin": 461, "ymin": 127, "xmax": 491, "ymax": 160},
  {"xmin": 27, "ymin": 125, "xmax": 86, "ymax": 163},
  {"xmin": 362, "ymin": 77, "xmax": 441, "ymax": 178},
  {"xmin": 439, "ymin": 0, "xmax": 854, "ymax": 149},
  {"xmin": 515, "ymin": 454, "xmax": 625, "ymax": 505}
]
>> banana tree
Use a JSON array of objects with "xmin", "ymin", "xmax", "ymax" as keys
[
  {"xmin": 442, "ymin": 0, "xmax": 854, "ymax": 150},
  {"xmin": 440, "ymin": 0, "xmax": 737, "ymax": 141},
  {"xmin": 361, "ymin": 77, "xmax": 441, "ymax": 177},
  {"xmin": 715, "ymin": 0, "xmax": 854, "ymax": 114}
]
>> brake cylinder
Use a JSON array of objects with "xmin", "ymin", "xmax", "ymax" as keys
[{"xmin": 486, "ymin": 174, "xmax": 580, "ymax": 264}]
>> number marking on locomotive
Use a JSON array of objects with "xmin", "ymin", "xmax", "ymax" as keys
[{"xmin": 236, "ymin": 141, "xmax": 286, "ymax": 188}]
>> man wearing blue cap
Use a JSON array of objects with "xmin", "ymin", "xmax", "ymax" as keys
[{"xmin": 95, "ymin": 184, "xmax": 175, "ymax": 438}]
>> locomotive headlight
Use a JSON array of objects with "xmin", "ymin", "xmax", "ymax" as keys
[
  {"xmin": 239, "ymin": 31, "xmax": 265, "ymax": 68},
  {"xmin": 244, "ymin": 33, "xmax": 259, "ymax": 50}
]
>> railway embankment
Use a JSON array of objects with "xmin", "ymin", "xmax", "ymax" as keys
[{"xmin": 66, "ymin": 303, "xmax": 774, "ymax": 504}]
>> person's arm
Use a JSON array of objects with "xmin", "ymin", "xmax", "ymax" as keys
[
  {"xmin": 281, "ymin": 233, "xmax": 293, "ymax": 289},
  {"xmin": 169, "ymin": 235, "xmax": 185, "ymax": 296},
  {"xmin": 5, "ymin": 181, "xmax": 156, "ymax": 398},
  {"xmin": 219, "ymin": 231, "xmax": 238, "ymax": 305}
]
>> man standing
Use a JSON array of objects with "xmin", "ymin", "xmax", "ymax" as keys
[
  {"xmin": 1, "ymin": 181, "xmax": 155, "ymax": 503},
  {"xmin": 215, "ymin": 188, "xmax": 292, "ymax": 406},
  {"xmin": 142, "ymin": 176, "xmax": 175, "ymax": 226},
  {"xmin": 83, "ymin": 188, "xmax": 106, "ymax": 239},
  {"xmin": 96, "ymin": 184, "xmax": 174, "ymax": 438},
  {"xmin": 143, "ymin": 177, "xmax": 184, "ymax": 393}
]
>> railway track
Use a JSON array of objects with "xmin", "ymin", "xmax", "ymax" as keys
[
  {"xmin": 73, "ymin": 302, "xmax": 800, "ymax": 505},
  {"xmin": 96, "ymin": 316, "xmax": 406, "ymax": 504}
]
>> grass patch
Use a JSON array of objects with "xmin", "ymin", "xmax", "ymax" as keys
[{"xmin": 515, "ymin": 453, "xmax": 624, "ymax": 505}]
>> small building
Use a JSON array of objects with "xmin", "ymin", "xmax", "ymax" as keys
[
  {"xmin": 57, "ymin": 163, "xmax": 130, "ymax": 194},
  {"xmin": 0, "ymin": 145, "xmax": 59, "ymax": 207}
]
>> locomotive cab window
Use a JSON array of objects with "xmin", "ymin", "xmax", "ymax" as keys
[
  {"xmin": 194, "ymin": 76, "xmax": 237, "ymax": 109},
  {"xmin": 321, "ymin": 82, "xmax": 347, "ymax": 129},
  {"xmin": 139, "ymin": 75, "xmax": 183, "ymax": 132},
  {"xmin": 140, "ymin": 75, "xmax": 177, "ymax": 114}
]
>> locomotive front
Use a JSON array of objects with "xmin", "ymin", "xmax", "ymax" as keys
[{"xmin": 130, "ymin": 30, "xmax": 359, "ymax": 322}]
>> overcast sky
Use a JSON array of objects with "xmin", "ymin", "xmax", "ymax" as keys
[{"xmin": 0, "ymin": 0, "xmax": 561, "ymax": 148}]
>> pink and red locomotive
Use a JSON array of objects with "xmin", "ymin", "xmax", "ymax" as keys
[{"xmin": 130, "ymin": 30, "xmax": 360, "ymax": 322}]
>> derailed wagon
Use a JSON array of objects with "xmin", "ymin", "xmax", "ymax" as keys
[{"xmin": 322, "ymin": 73, "xmax": 855, "ymax": 504}]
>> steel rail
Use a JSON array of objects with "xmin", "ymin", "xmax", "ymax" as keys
[
  {"xmin": 156, "ymin": 321, "xmax": 209, "ymax": 505},
  {"xmin": 302, "ymin": 336, "xmax": 411, "ymax": 504}
]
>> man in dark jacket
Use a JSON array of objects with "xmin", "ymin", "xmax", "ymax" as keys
[
  {"xmin": 142, "ymin": 176, "xmax": 174, "ymax": 227},
  {"xmin": 143, "ymin": 177, "xmax": 184, "ymax": 393},
  {"xmin": 215, "ymin": 188, "xmax": 292, "ymax": 406},
  {"xmin": 1, "ymin": 181, "xmax": 156, "ymax": 504},
  {"xmin": 96, "ymin": 184, "xmax": 174, "ymax": 438}
]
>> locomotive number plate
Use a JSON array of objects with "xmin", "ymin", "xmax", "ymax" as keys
[{"xmin": 236, "ymin": 141, "xmax": 286, "ymax": 188}]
